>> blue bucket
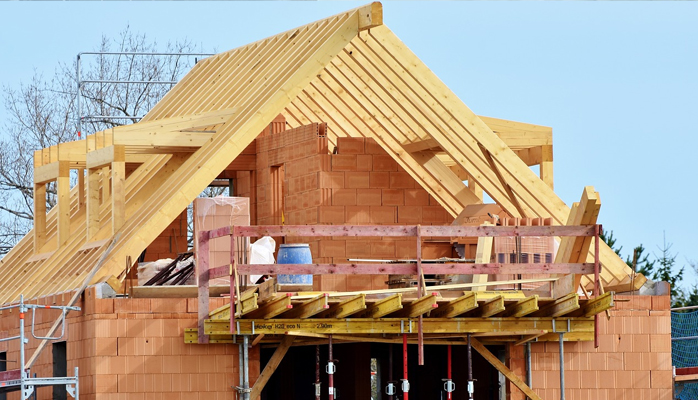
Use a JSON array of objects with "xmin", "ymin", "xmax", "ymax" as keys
[{"xmin": 277, "ymin": 244, "xmax": 313, "ymax": 285}]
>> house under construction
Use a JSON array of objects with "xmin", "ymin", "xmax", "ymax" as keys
[{"xmin": 0, "ymin": 3, "xmax": 675, "ymax": 400}]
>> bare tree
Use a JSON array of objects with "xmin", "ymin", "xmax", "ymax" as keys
[{"xmin": 0, "ymin": 27, "xmax": 205, "ymax": 257}]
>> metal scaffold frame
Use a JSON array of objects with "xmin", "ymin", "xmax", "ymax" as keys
[{"xmin": 0, "ymin": 295, "xmax": 81, "ymax": 400}]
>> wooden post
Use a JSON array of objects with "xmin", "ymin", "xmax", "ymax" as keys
[
  {"xmin": 77, "ymin": 168, "xmax": 85, "ymax": 210},
  {"xmin": 87, "ymin": 167, "xmax": 101, "ymax": 239},
  {"xmin": 198, "ymin": 231, "xmax": 210, "ymax": 344},
  {"xmin": 57, "ymin": 161, "xmax": 71, "ymax": 246},
  {"xmin": 540, "ymin": 145, "xmax": 553, "ymax": 189},
  {"xmin": 111, "ymin": 146, "xmax": 126, "ymax": 234},
  {"xmin": 33, "ymin": 183, "xmax": 46, "ymax": 252},
  {"xmin": 416, "ymin": 225, "xmax": 424, "ymax": 365}
]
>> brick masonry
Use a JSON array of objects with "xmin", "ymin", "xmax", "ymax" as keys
[{"xmin": 0, "ymin": 288, "xmax": 258, "ymax": 400}]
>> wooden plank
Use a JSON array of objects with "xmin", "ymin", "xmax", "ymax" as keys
[
  {"xmin": 554, "ymin": 274, "xmax": 582, "ymax": 299},
  {"xmin": 283, "ymin": 294, "xmax": 330, "ymax": 319},
  {"xmin": 501, "ymin": 295, "xmax": 539, "ymax": 318},
  {"xmin": 531, "ymin": 293, "xmax": 579, "ymax": 317},
  {"xmin": 249, "ymin": 335, "xmax": 295, "ymax": 400},
  {"xmin": 391, "ymin": 293, "xmax": 438, "ymax": 318},
  {"xmin": 356, "ymin": 294, "xmax": 403, "ymax": 318},
  {"xmin": 316, "ymin": 294, "xmax": 366, "ymax": 318},
  {"xmin": 470, "ymin": 337, "xmax": 543, "ymax": 400},
  {"xmin": 431, "ymin": 292, "xmax": 477, "ymax": 318},
  {"xmin": 472, "ymin": 222, "xmax": 493, "ymax": 291},
  {"xmin": 130, "ymin": 285, "xmax": 231, "ymax": 298},
  {"xmin": 514, "ymin": 331, "xmax": 549, "ymax": 346}
]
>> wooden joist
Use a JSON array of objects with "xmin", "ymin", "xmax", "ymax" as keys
[
  {"xmin": 568, "ymin": 291, "xmax": 614, "ymax": 317},
  {"xmin": 468, "ymin": 295, "xmax": 505, "ymax": 318},
  {"xmin": 245, "ymin": 294, "xmax": 293, "ymax": 319},
  {"xmin": 283, "ymin": 294, "xmax": 330, "ymax": 319},
  {"xmin": 431, "ymin": 293, "xmax": 478, "ymax": 318},
  {"xmin": 317, "ymin": 294, "xmax": 366, "ymax": 318},
  {"xmin": 391, "ymin": 293, "xmax": 438, "ymax": 318},
  {"xmin": 356, "ymin": 294, "xmax": 403, "ymax": 318},
  {"xmin": 501, "ymin": 295, "xmax": 539, "ymax": 318},
  {"xmin": 531, "ymin": 293, "xmax": 580, "ymax": 318}
]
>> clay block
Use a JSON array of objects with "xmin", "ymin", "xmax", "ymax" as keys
[
  {"xmin": 372, "ymin": 155, "xmax": 398, "ymax": 171},
  {"xmin": 318, "ymin": 171, "xmax": 344, "ymax": 189},
  {"xmin": 357, "ymin": 155, "xmax": 373, "ymax": 171},
  {"xmin": 650, "ymin": 370, "xmax": 672, "ymax": 388},
  {"xmin": 332, "ymin": 189, "xmax": 357, "ymax": 206},
  {"xmin": 331, "ymin": 154, "xmax": 358, "ymax": 171},
  {"xmin": 404, "ymin": 189, "xmax": 430, "ymax": 206},
  {"xmin": 364, "ymin": 138, "xmax": 384, "ymax": 154},
  {"xmin": 649, "ymin": 334, "xmax": 672, "ymax": 352},
  {"xmin": 371, "ymin": 241, "xmax": 396, "ymax": 258},
  {"xmin": 318, "ymin": 206, "xmax": 345, "ymax": 224},
  {"xmin": 345, "ymin": 172, "xmax": 370, "ymax": 188},
  {"xmin": 389, "ymin": 172, "xmax": 415, "ymax": 188},
  {"xmin": 345, "ymin": 206, "xmax": 371, "ymax": 225},
  {"xmin": 381, "ymin": 189, "xmax": 404, "ymax": 206},
  {"xmin": 397, "ymin": 206, "xmax": 422, "ymax": 224},
  {"xmin": 337, "ymin": 137, "xmax": 365, "ymax": 154},
  {"xmin": 346, "ymin": 240, "xmax": 373, "ymax": 258},
  {"xmin": 319, "ymin": 240, "xmax": 346, "ymax": 258},
  {"xmin": 150, "ymin": 299, "xmax": 187, "ymax": 314},
  {"xmin": 370, "ymin": 206, "xmax": 396, "ymax": 224},
  {"xmin": 651, "ymin": 295, "xmax": 670, "ymax": 311},
  {"xmin": 356, "ymin": 189, "xmax": 382, "ymax": 206},
  {"xmin": 369, "ymin": 172, "xmax": 390, "ymax": 188}
]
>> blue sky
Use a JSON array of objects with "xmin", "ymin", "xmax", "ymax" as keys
[{"xmin": 1, "ymin": 2, "xmax": 697, "ymax": 286}]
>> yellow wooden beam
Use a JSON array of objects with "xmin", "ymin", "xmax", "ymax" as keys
[
  {"xmin": 540, "ymin": 145, "xmax": 553, "ymax": 189},
  {"xmin": 401, "ymin": 138, "xmax": 440, "ymax": 153},
  {"xmin": 246, "ymin": 295, "xmax": 293, "ymax": 319},
  {"xmin": 356, "ymin": 294, "xmax": 402, "ymax": 318},
  {"xmin": 284, "ymin": 294, "xmax": 330, "ymax": 319},
  {"xmin": 569, "ymin": 292, "xmax": 614, "ymax": 318},
  {"xmin": 501, "ymin": 295, "xmax": 539, "ymax": 318},
  {"xmin": 470, "ymin": 337, "xmax": 543, "ymax": 400},
  {"xmin": 431, "ymin": 293, "xmax": 477, "ymax": 318},
  {"xmin": 318, "ymin": 294, "xmax": 366, "ymax": 318},
  {"xmin": 236, "ymin": 293, "xmax": 260, "ymax": 317},
  {"xmin": 33, "ymin": 162, "xmax": 61, "ymax": 184},
  {"xmin": 471, "ymin": 295, "xmax": 505, "ymax": 317},
  {"xmin": 392, "ymin": 293, "xmax": 438, "ymax": 318},
  {"xmin": 531, "ymin": 293, "xmax": 579, "ymax": 318},
  {"xmin": 514, "ymin": 331, "xmax": 549, "ymax": 346},
  {"xmin": 112, "ymin": 159, "xmax": 126, "ymax": 234},
  {"xmin": 86, "ymin": 167, "xmax": 101, "ymax": 239}
]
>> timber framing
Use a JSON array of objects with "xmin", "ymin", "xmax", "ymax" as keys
[{"xmin": 5, "ymin": 1, "xmax": 637, "ymax": 335}]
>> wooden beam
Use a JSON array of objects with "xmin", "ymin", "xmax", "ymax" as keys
[
  {"xmin": 531, "ymin": 293, "xmax": 580, "ymax": 317},
  {"xmin": 554, "ymin": 274, "xmax": 582, "ymax": 299},
  {"xmin": 34, "ymin": 162, "xmax": 61, "ymax": 184},
  {"xmin": 56, "ymin": 161, "xmax": 71, "ymax": 246},
  {"xmin": 249, "ymin": 335, "xmax": 295, "ymax": 400},
  {"xmin": 472, "ymin": 221, "xmax": 493, "ymax": 291},
  {"xmin": 245, "ymin": 294, "xmax": 293, "ymax": 319},
  {"xmin": 317, "ymin": 294, "xmax": 366, "ymax": 318},
  {"xmin": 401, "ymin": 138, "xmax": 440, "ymax": 153},
  {"xmin": 431, "ymin": 292, "xmax": 477, "ymax": 318},
  {"xmin": 86, "ymin": 167, "xmax": 101, "ymax": 239},
  {"xmin": 33, "ymin": 183, "xmax": 46, "ymax": 252},
  {"xmin": 391, "ymin": 293, "xmax": 439, "ymax": 318},
  {"xmin": 87, "ymin": 145, "xmax": 125, "ymax": 169},
  {"xmin": 283, "ymin": 294, "xmax": 330, "ymax": 319},
  {"xmin": 501, "ymin": 295, "xmax": 539, "ymax": 318},
  {"xmin": 569, "ymin": 292, "xmax": 614, "ymax": 317},
  {"xmin": 357, "ymin": 2, "xmax": 382, "ymax": 31},
  {"xmin": 540, "ymin": 145, "xmax": 553, "ymax": 189},
  {"xmin": 356, "ymin": 294, "xmax": 402, "ymax": 318},
  {"xmin": 514, "ymin": 331, "xmax": 549, "ymax": 346},
  {"xmin": 112, "ymin": 159, "xmax": 126, "ymax": 234},
  {"xmin": 471, "ymin": 295, "xmax": 505, "ymax": 317},
  {"xmin": 470, "ymin": 337, "xmax": 543, "ymax": 400}
]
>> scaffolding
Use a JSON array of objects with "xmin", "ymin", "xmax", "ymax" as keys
[{"xmin": 0, "ymin": 295, "xmax": 81, "ymax": 400}]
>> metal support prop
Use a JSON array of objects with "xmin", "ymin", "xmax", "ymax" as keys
[
  {"xmin": 467, "ymin": 334, "xmax": 474, "ymax": 399},
  {"xmin": 328, "ymin": 335, "xmax": 336, "ymax": 400},
  {"xmin": 386, "ymin": 344, "xmax": 395, "ymax": 400},
  {"xmin": 315, "ymin": 345, "xmax": 321, "ymax": 400},
  {"xmin": 526, "ymin": 342, "xmax": 532, "ymax": 400},
  {"xmin": 20, "ymin": 295, "xmax": 26, "ymax": 400},
  {"xmin": 443, "ymin": 344, "xmax": 455, "ymax": 399},
  {"xmin": 594, "ymin": 225, "xmax": 601, "ymax": 348},
  {"xmin": 402, "ymin": 334, "xmax": 410, "ymax": 400},
  {"xmin": 243, "ymin": 336, "xmax": 250, "ymax": 400},
  {"xmin": 237, "ymin": 341, "xmax": 244, "ymax": 399},
  {"xmin": 559, "ymin": 333, "xmax": 565, "ymax": 400}
]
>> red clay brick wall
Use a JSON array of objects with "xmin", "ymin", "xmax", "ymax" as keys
[
  {"xmin": 0, "ymin": 288, "xmax": 258, "ymax": 400},
  {"xmin": 520, "ymin": 295, "xmax": 672, "ymax": 400},
  {"xmin": 247, "ymin": 124, "xmax": 454, "ymax": 292}
]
